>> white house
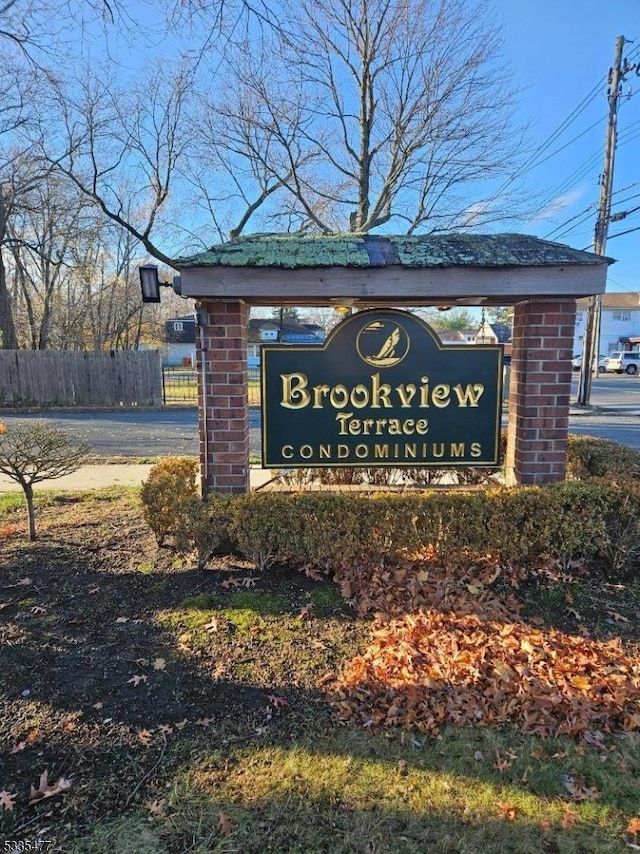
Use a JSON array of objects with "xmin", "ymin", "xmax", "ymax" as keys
[{"xmin": 575, "ymin": 293, "xmax": 640, "ymax": 357}]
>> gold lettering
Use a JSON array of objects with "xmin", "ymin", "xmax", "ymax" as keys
[
  {"xmin": 371, "ymin": 373, "xmax": 392, "ymax": 408},
  {"xmin": 282, "ymin": 444, "xmax": 294, "ymax": 459},
  {"xmin": 402, "ymin": 419, "xmax": 415, "ymax": 434},
  {"xmin": 388, "ymin": 419, "xmax": 403, "ymax": 435},
  {"xmin": 351, "ymin": 384, "xmax": 370, "ymax": 408},
  {"xmin": 329, "ymin": 385, "xmax": 349, "ymax": 408},
  {"xmin": 355, "ymin": 444, "xmax": 369, "ymax": 459},
  {"xmin": 363, "ymin": 419, "xmax": 374, "ymax": 434},
  {"xmin": 312, "ymin": 384, "xmax": 330, "ymax": 408},
  {"xmin": 338, "ymin": 444, "xmax": 350, "ymax": 459},
  {"xmin": 375, "ymin": 444, "xmax": 389, "ymax": 458},
  {"xmin": 431, "ymin": 384, "xmax": 451, "ymax": 408},
  {"xmin": 471, "ymin": 442, "xmax": 482, "ymax": 458},
  {"xmin": 300, "ymin": 445, "xmax": 313, "ymax": 459},
  {"xmin": 404, "ymin": 443, "xmax": 417, "ymax": 458},
  {"xmin": 419, "ymin": 376, "xmax": 430, "ymax": 407},
  {"xmin": 451, "ymin": 443, "xmax": 465, "ymax": 457},
  {"xmin": 432, "ymin": 443, "xmax": 445, "ymax": 458},
  {"xmin": 281, "ymin": 373, "xmax": 310, "ymax": 409},
  {"xmin": 375, "ymin": 419, "xmax": 388, "ymax": 434},
  {"xmin": 319, "ymin": 444, "xmax": 331, "ymax": 458},
  {"xmin": 336, "ymin": 412, "xmax": 352, "ymax": 435},
  {"xmin": 348, "ymin": 419, "xmax": 362, "ymax": 435},
  {"xmin": 396, "ymin": 383, "xmax": 416, "ymax": 407},
  {"xmin": 416, "ymin": 418, "xmax": 429, "ymax": 435},
  {"xmin": 453, "ymin": 383, "xmax": 485, "ymax": 407}
]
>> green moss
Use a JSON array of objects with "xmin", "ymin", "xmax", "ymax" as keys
[{"xmin": 179, "ymin": 593, "xmax": 220, "ymax": 610}]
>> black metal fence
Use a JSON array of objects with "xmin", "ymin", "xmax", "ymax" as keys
[{"xmin": 162, "ymin": 366, "xmax": 261, "ymax": 405}]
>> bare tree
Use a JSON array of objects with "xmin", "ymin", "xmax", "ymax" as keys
[
  {"xmin": 0, "ymin": 420, "xmax": 88, "ymax": 540},
  {"xmin": 211, "ymin": 0, "xmax": 527, "ymax": 234}
]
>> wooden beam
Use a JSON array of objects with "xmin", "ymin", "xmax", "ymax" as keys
[{"xmin": 179, "ymin": 264, "xmax": 606, "ymax": 305}]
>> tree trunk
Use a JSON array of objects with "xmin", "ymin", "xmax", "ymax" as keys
[
  {"xmin": 0, "ymin": 253, "xmax": 17, "ymax": 349},
  {"xmin": 24, "ymin": 482, "xmax": 37, "ymax": 541}
]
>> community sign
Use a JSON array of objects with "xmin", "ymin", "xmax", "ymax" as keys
[{"xmin": 261, "ymin": 309, "xmax": 503, "ymax": 468}]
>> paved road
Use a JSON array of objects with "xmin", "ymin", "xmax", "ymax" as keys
[{"xmin": 2, "ymin": 375, "xmax": 640, "ymax": 457}]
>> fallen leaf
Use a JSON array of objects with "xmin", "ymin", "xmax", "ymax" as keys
[
  {"xmin": 606, "ymin": 610, "xmax": 629, "ymax": 623},
  {"xmin": 28, "ymin": 771, "xmax": 72, "ymax": 803},
  {"xmin": 195, "ymin": 717, "xmax": 212, "ymax": 727},
  {"xmin": 158, "ymin": 724, "xmax": 174, "ymax": 736},
  {"xmin": 498, "ymin": 801, "xmax": 518, "ymax": 821},
  {"xmin": 128, "ymin": 674, "xmax": 148, "ymax": 686},
  {"xmin": 92, "ymin": 702, "xmax": 104, "ymax": 710},
  {"xmin": 153, "ymin": 658, "xmax": 166, "ymax": 671},
  {"xmin": 570, "ymin": 675, "xmax": 592, "ymax": 692},
  {"xmin": 174, "ymin": 719, "xmax": 188, "ymax": 730},
  {"xmin": 17, "ymin": 577, "xmax": 32, "ymax": 586},
  {"xmin": 628, "ymin": 818, "xmax": 640, "ymax": 834},
  {"xmin": 298, "ymin": 603, "xmax": 313, "ymax": 620},
  {"xmin": 218, "ymin": 810, "xmax": 233, "ymax": 836},
  {"xmin": 137, "ymin": 729, "xmax": 153, "ymax": 747},
  {"xmin": 396, "ymin": 759, "xmax": 408, "ymax": 776},
  {"xmin": 10, "ymin": 741, "xmax": 26, "ymax": 754},
  {"xmin": 221, "ymin": 578, "xmax": 242, "ymax": 590},
  {"xmin": 0, "ymin": 791, "xmax": 16, "ymax": 811},
  {"xmin": 561, "ymin": 774, "xmax": 600, "ymax": 802},
  {"xmin": 30, "ymin": 605, "xmax": 46, "ymax": 615},
  {"xmin": 205, "ymin": 617, "xmax": 222, "ymax": 634},
  {"xmin": 115, "ymin": 616, "xmax": 129, "ymax": 624},
  {"xmin": 143, "ymin": 799, "xmax": 166, "ymax": 818},
  {"xmin": 561, "ymin": 811, "xmax": 578, "ymax": 828},
  {"xmin": 303, "ymin": 566, "xmax": 325, "ymax": 581},
  {"xmin": 268, "ymin": 694, "xmax": 289, "ymax": 708},
  {"xmin": 582, "ymin": 730, "xmax": 607, "ymax": 750},
  {"xmin": 89, "ymin": 587, "xmax": 100, "ymax": 594}
]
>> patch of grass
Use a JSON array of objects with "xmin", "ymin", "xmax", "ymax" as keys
[
  {"xmin": 0, "ymin": 493, "xmax": 24, "ymax": 514},
  {"xmin": 137, "ymin": 562, "xmax": 155, "ymax": 574},
  {"xmin": 226, "ymin": 590, "xmax": 287, "ymax": 615},
  {"xmin": 76, "ymin": 728, "xmax": 639, "ymax": 854},
  {"xmin": 309, "ymin": 582, "xmax": 343, "ymax": 612},
  {"xmin": 71, "ymin": 815, "xmax": 165, "ymax": 854},
  {"xmin": 179, "ymin": 593, "xmax": 220, "ymax": 610}
]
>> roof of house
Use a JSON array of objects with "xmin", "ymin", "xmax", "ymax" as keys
[
  {"xmin": 576, "ymin": 292, "xmax": 640, "ymax": 309},
  {"xmin": 175, "ymin": 233, "xmax": 613, "ymax": 270}
]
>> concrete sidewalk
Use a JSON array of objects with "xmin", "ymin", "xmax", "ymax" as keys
[{"xmin": 0, "ymin": 465, "xmax": 277, "ymax": 493}]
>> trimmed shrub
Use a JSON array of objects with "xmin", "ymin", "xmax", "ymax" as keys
[
  {"xmin": 567, "ymin": 434, "xmax": 640, "ymax": 480},
  {"xmin": 140, "ymin": 457, "xmax": 199, "ymax": 546}
]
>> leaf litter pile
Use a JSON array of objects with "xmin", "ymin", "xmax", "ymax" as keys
[{"xmin": 330, "ymin": 552, "xmax": 640, "ymax": 736}]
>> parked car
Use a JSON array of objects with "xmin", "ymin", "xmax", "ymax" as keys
[
  {"xmin": 571, "ymin": 355, "xmax": 607, "ymax": 373},
  {"xmin": 603, "ymin": 351, "xmax": 640, "ymax": 375}
]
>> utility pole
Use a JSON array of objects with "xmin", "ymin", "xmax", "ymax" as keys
[{"xmin": 577, "ymin": 34, "xmax": 627, "ymax": 405}]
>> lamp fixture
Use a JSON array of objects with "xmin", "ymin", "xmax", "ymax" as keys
[
  {"xmin": 139, "ymin": 265, "xmax": 182, "ymax": 303},
  {"xmin": 330, "ymin": 297, "xmax": 355, "ymax": 317}
]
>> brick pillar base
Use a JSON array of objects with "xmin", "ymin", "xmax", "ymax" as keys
[
  {"xmin": 196, "ymin": 300, "xmax": 249, "ymax": 494},
  {"xmin": 505, "ymin": 299, "xmax": 576, "ymax": 485}
]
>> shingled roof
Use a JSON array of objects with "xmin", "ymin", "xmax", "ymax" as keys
[{"xmin": 175, "ymin": 233, "xmax": 613, "ymax": 270}]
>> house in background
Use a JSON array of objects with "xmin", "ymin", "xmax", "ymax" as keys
[
  {"xmin": 575, "ymin": 293, "xmax": 640, "ymax": 356},
  {"xmin": 164, "ymin": 315, "xmax": 197, "ymax": 366},
  {"xmin": 164, "ymin": 314, "xmax": 325, "ymax": 367}
]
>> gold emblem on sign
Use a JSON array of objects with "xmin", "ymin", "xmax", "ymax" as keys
[{"xmin": 356, "ymin": 320, "xmax": 410, "ymax": 368}]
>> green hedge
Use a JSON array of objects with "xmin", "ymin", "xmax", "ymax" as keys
[{"xmin": 140, "ymin": 455, "xmax": 640, "ymax": 580}]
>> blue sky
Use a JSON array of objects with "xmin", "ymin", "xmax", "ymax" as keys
[{"xmin": 494, "ymin": 0, "xmax": 640, "ymax": 291}]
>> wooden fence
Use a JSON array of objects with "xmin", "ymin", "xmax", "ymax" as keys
[{"xmin": 0, "ymin": 350, "xmax": 163, "ymax": 407}]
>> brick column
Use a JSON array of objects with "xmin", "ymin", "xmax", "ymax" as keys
[
  {"xmin": 505, "ymin": 299, "xmax": 576, "ymax": 485},
  {"xmin": 196, "ymin": 300, "xmax": 250, "ymax": 495}
]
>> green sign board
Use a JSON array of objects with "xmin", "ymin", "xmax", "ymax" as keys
[{"xmin": 261, "ymin": 309, "xmax": 503, "ymax": 468}]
